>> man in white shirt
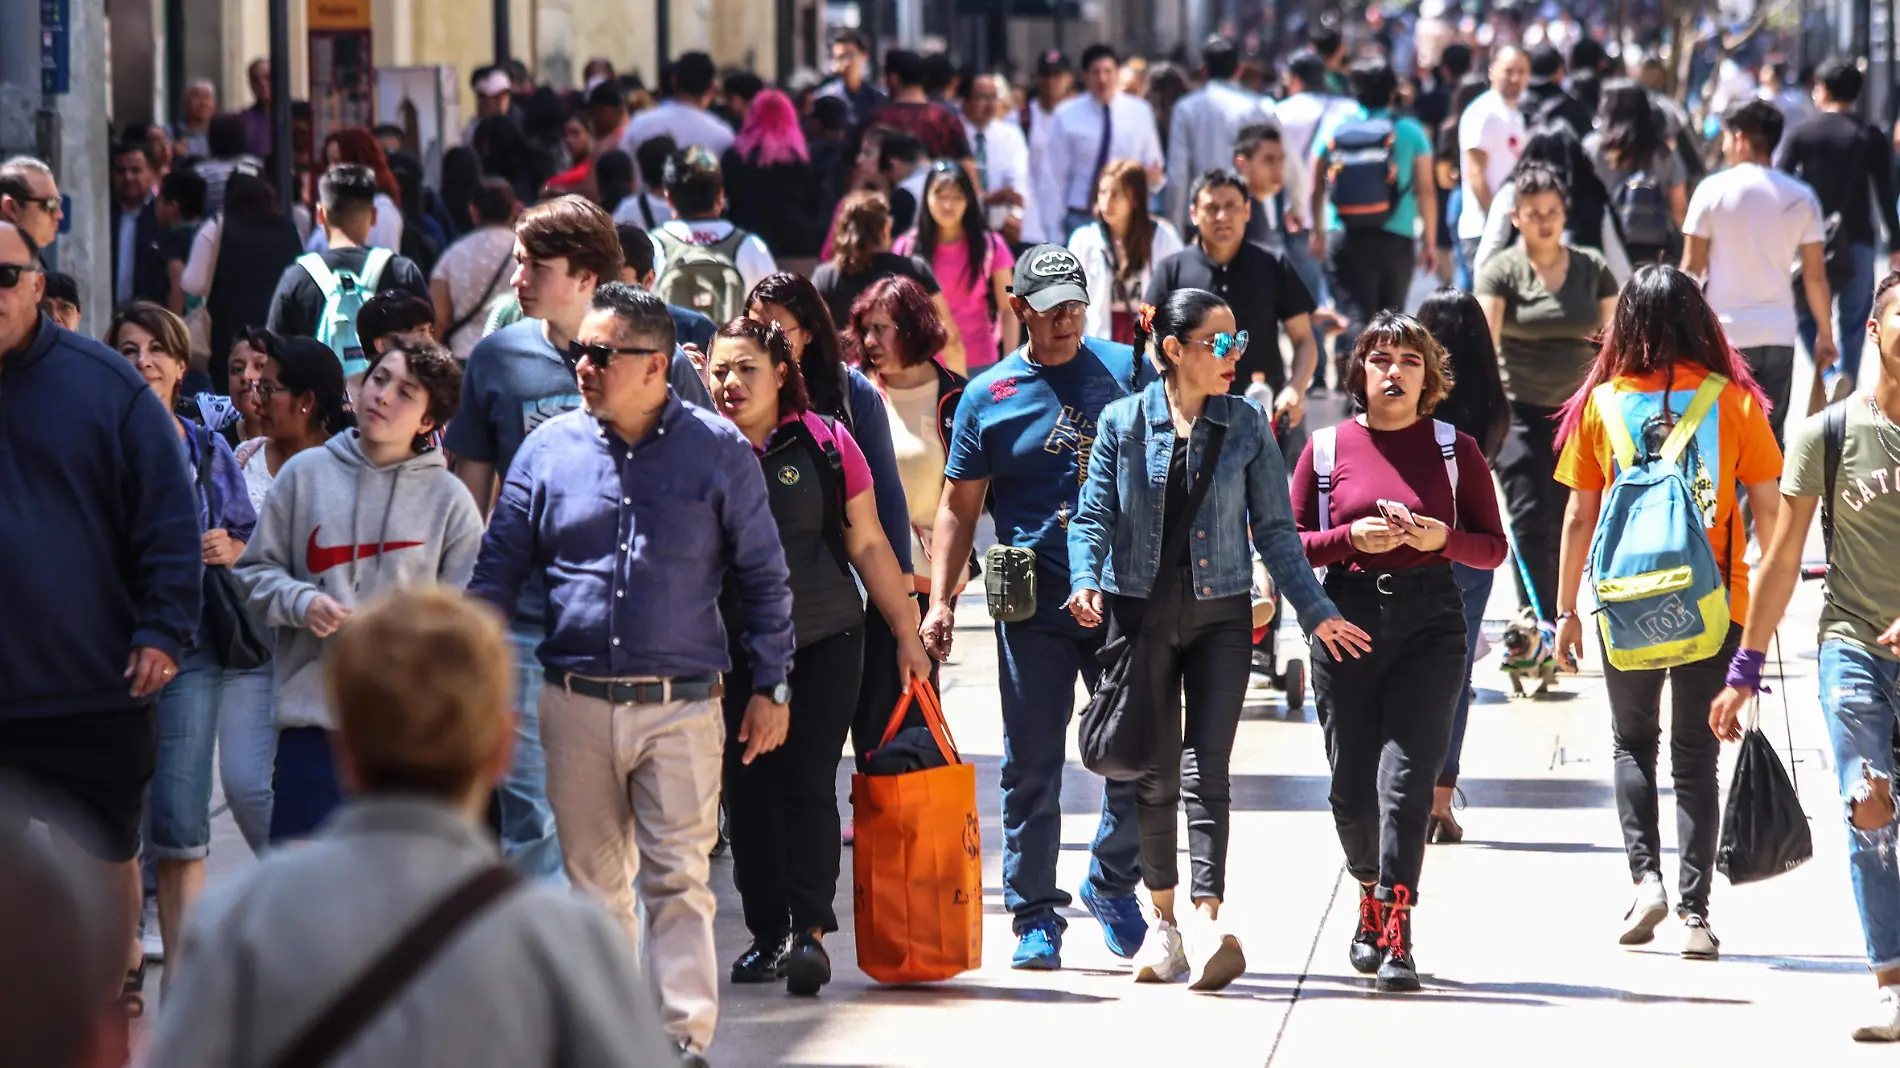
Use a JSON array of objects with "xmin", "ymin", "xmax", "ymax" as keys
[
  {"xmin": 1273, "ymin": 51, "xmax": 1354, "ymax": 222},
  {"xmin": 1682, "ymin": 99, "xmax": 1836, "ymax": 446},
  {"xmin": 648, "ymin": 149, "xmax": 778, "ymax": 296},
  {"xmin": 1035, "ymin": 43, "xmax": 1165, "ymax": 245},
  {"xmin": 1456, "ymin": 45, "xmax": 1529, "ymax": 284},
  {"xmin": 1019, "ymin": 49, "xmax": 1074, "ymax": 160},
  {"xmin": 1164, "ymin": 36, "xmax": 1277, "ymax": 228},
  {"xmin": 621, "ymin": 52, "xmax": 736, "ymax": 173},
  {"xmin": 961, "ymin": 73, "xmax": 1038, "ymax": 244}
]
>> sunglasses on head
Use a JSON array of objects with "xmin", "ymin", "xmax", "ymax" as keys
[
  {"xmin": 1188, "ymin": 330, "xmax": 1249, "ymax": 360},
  {"xmin": 0, "ymin": 263, "xmax": 41, "ymax": 289},
  {"xmin": 564, "ymin": 339, "xmax": 668, "ymax": 374}
]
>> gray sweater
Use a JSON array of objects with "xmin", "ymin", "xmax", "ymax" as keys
[
  {"xmin": 233, "ymin": 432, "xmax": 485, "ymax": 730},
  {"xmin": 142, "ymin": 798, "xmax": 678, "ymax": 1067}
]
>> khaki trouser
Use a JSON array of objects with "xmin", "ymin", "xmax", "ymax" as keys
[{"xmin": 539, "ymin": 685, "xmax": 723, "ymax": 1053}]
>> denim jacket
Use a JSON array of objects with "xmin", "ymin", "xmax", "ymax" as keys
[{"xmin": 1068, "ymin": 382, "xmax": 1339, "ymax": 632}]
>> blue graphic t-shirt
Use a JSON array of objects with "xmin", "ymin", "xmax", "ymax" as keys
[{"xmin": 946, "ymin": 338, "xmax": 1151, "ymax": 576}]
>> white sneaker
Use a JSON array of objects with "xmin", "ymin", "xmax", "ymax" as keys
[
  {"xmin": 1187, "ymin": 922, "xmax": 1246, "ymax": 992},
  {"xmin": 1132, "ymin": 921, "xmax": 1188, "ymax": 983},
  {"xmin": 1618, "ymin": 873, "xmax": 1667, "ymax": 946},
  {"xmin": 1853, "ymin": 986, "xmax": 1900, "ymax": 1041},
  {"xmin": 1681, "ymin": 914, "xmax": 1720, "ymax": 960}
]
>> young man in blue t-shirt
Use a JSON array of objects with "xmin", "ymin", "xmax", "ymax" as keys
[{"xmin": 922, "ymin": 244, "xmax": 1153, "ymax": 970}]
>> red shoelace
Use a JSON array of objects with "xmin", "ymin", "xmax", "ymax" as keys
[
  {"xmin": 1378, "ymin": 885, "xmax": 1413, "ymax": 955},
  {"xmin": 1358, "ymin": 887, "xmax": 1384, "ymax": 939}
]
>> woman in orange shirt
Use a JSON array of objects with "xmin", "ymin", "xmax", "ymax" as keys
[{"xmin": 1551, "ymin": 265, "xmax": 1783, "ymax": 962}]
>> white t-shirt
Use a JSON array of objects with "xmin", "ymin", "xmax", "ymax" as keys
[
  {"xmin": 1457, "ymin": 90, "xmax": 1527, "ymax": 239},
  {"xmin": 648, "ymin": 218, "xmax": 778, "ymax": 297},
  {"xmin": 1683, "ymin": 162, "xmax": 1826, "ymax": 349}
]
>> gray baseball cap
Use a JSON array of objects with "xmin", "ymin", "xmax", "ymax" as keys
[{"xmin": 1009, "ymin": 244, "xmax": 1090, "ymax": 313}]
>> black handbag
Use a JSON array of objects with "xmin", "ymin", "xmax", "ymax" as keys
[
  {"xmin": 1079, "ymin": 420, "xmax": 1228, "ymax": 782},
  {"xmin": 195, "ymin": 426, "xmax": 271, "ymax": 671},
  {"xmin": 1716, "ymin": 721, "xmax": 1813, "ymax": 885}
]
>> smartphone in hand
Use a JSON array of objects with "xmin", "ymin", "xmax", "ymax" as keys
[{"xmin": 1377, "ymin": 499, "xmax": 1417, "ymax": 528}]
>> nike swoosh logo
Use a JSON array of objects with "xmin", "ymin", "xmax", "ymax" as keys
[{"xmin": 306, "ymin": 526, "xmax": 426, "ymax": 575}]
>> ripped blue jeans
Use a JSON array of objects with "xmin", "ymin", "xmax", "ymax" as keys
[{"xmin": 1820, "ymin": 639, "xmax": 1900, "ymax": 970}]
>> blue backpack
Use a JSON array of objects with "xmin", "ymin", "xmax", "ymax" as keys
[
  {"xmin": 1325, "ymin": 116, "xmax": 1399, "ymax": 230},
  {"xmin": 1585, "ymin": 374, "xmax": 1730, "ymax": 671},
  {"xmin": 298, "ymin": 248, "xmax": 393, "ymax": 378}
]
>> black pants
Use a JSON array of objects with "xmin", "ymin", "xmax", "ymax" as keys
[
  {"xmin": 722, "ymin": 626, "xmax": 864, "ymax": 939},
  {"xmin": 850, "ymin": 593, "xmax": 939, "ymax": 767},
  {"xmin": 1496, "ymin": 400, "xmax": 1565, "ymax": 621},
  {"xmin": 1740, "ymin": 345, "xmax": 1795, "ymax": 449},
  {"xmin": 1602, "ymin": 623, "xmax": 1740, "ymax": 918},
  {"xmin": 1327, "ymin": 228, "xmax": 1418, "ymax": 385},
  {"xmin": 1312, "ymin": 567, "xmax": 1468, "ymax": 901},
  {"xmin": 1108, "ymin": 569, "xmax": 1254, "ymax": 902}
]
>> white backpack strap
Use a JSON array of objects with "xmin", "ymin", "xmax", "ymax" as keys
[
  {"xmin": 358, "ymin": 247, "xmax": 395, "ymax": 291},
  {"xmin": 1312, "ymin": 425, "xmax": 1337, "ymax": 583},
  {"xmin": 298, "ymin": 252, "xmax": 338, "ymax": 299},
  {"xmin": 1434, "ymin": 419, "xmax": 1459, "ymax": 527}
]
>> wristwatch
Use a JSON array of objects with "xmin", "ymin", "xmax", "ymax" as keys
[{"xmin": 754, "ymin": 681, "xmax": 792, "ymax": 705}]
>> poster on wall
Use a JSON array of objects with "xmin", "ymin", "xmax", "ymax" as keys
[
  {"xmin": 309, "ymin": 0, "xmax": 374, "ymax": 152},
  {"xmin": 376, "ymin": 66, "xmax": 460, "ymax": 188}
]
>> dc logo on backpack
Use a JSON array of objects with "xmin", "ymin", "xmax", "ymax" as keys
[{"xmin": 1586, "ymin": 375, "xmax": 1731, "ymax": 671}]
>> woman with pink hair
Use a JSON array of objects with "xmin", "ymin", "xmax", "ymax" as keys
[{"xmin": 723, "ymin": 88, "xmax": 825, "ymax": 266}]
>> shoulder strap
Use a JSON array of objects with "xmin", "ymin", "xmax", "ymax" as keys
[
  {"xmin": 1434, "ymin": 419, "xmax": 1459, "ymax": 526},
  {"xmin": 1823, "ymin": 397, "xmax": 1849, "ymax": 562},
  {"xmin": 710, "ymin": 227, "xmax": 749, "ymax": 259},
  {"xmin": 298, "ymin": 252, "xmax": 338, "ymax": 298},
  {"xmin": 266, "ymin": 865, "xmax": 521, "ymax": 1068},
  {"xmin": 651, "ymin": 227, "xmax": 686, "ymax": 262},
  {"xmin": 1150, "ymin": 422, "xmax": 1228, "ymax": 622},
  {"xmin": 1657, "ymin": 373, "xmax": 1727, "ymax": 468},
  {"xmin": 782, "ymin": 415, "xmax": 853, "ymax": 574},
  {"xmin": 358, "ymin": 247, "xmax": 395, "ymax": 290},
  {"xmin": 1312, "ymin": 425, "xmax": 1337, "ymax": 533},
  {"xmin": 1593, "ymin": 382, "xmax": 1639, "ymax": 472},
  {"xmin": 639, "ymin": 195, "xmax": 657, "ymax": 231},
  {"xmin": 446, "ymin": 247, "xmax": 515, "ymax": 341}
]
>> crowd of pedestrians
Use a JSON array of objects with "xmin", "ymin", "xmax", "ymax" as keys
[{"xmin": 11, "ymin": 11, "xmax": 1900, "ymax": 1065}]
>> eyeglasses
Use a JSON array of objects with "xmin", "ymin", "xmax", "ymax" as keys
[
  {"xmin": 0, "ymin": 263, "xmax": 41, "ymax": 289},
  {"xmin": 247, "ymin": 381, "xmax": 284, "ymax": 401},
  {"xmin": 564, "ymin": 339, "xmax": 668, "ymax": 374},
  {"xmin": 14, "ymin": 195, "xmax": 59, "ymax": 215},
  {"xmin": 1188, "ymin": 331, "xmax": 1250, "ymax": 360}
]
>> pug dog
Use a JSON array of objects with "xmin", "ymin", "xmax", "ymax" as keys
[{"xmin": 1500, "ymin": 609, "xmax": 1559, "ymax": 698}]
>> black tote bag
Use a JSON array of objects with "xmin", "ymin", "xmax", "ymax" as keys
[
  {"xmin": 1080, "ymin": 420, "xmax": 1228, "ymax": 781},
  {"xmin": 1717, "ymin": 727, "xmax": 1813, "ymax": 885},
  {"xmin": 195, "ymin": 426, "xmax": 272, "ymax": 671}
]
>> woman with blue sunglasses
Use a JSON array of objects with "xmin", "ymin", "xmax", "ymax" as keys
[{"xmin": 1067, "ymin": 287, "xmax": 1369, "ymax": 991}]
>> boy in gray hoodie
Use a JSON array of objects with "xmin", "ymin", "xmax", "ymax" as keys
[{"xmin": 235, "ymin": 340, "xmax": 485, "ymax": 843}]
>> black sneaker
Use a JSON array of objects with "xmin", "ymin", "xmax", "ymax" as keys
[
  {"xmin": 1349, "ymin": 884, "xmax": 1384, "ymax": 974},
  {"xmin": 1375, "ymin": 895, "xmax": 1420, "ymax": 993},
  {"xmin": 730, "ymin": 935, "xmax": 790, "ymax": 983},
  {"xmin": 782, "ymin": 931, "xmax": 832, "ymax": 996}
]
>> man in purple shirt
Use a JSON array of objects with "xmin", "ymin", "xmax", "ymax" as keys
[
  {"xmin": 238, "ymin": 59, "xmax": 273, "ymax": 161},
  {"xmin": 468, "ymin": 282, "xmax": 792, "ymax": 1066}
]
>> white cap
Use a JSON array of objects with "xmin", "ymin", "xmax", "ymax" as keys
[{"xmin": 476, "ymin": 70, "xmax": 512, "ymax": 98}]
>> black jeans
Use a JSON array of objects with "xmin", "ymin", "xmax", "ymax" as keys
[
  {"xmin": 1740, "ymin": 345, "xmax": 1795, "ymax": 448},
  {"xmin": 1108, "ymin": 569, "xmax": 1254, "ymax": 901},
  {"xmin": 1312, "ymin": 567, "xmax": 1468, "ymax": 901},
  {"xmin": 1601, "ymin": 623, "xmax": 1740, "ymax": 919},
  {"xmin": 851, "ymin": 593, "xmax": 939, "ymax": 767},
  {"xmin": 722, "ymin": 626, "xmax": 864, "ymax": 938},
  {"xmin": 1327, "ymin": 228, "xmax": 1418, "ymax": 385},
  {"xmin": 1495, "ymin": 400, "xmax": 1565, "ymax": 621}
]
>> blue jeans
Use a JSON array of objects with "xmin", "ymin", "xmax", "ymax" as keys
[
  {"xmin": 1819, "ymin": 640, "xmax": 1900, "ymax": 970},
  {"xmin": 1443, "ymin": 562, "xmax": 1495, "ymax": 784},
  {"xmin": 149, "ymin": 646, "xmax": 223, "ymax": 861},
  {"xmin": 217, "ymin": 662, "xmax": 276, "ymax": 854},
  {"xmin": 501, "ymin": 619, "xmax": 565, "ymax": 880},
  {"xmin": 269, "ymin": 726, "xmax": 343, "ymax": 843},
  {"xmin": 1798, "ymin": 241, "xmax": 1878, "ymax": 390},
  {"xmin": 994, "ymin": 569, "xmax": 1142, "ymax": 933},
  {"xmin": 1448, "ymin": 187, "xmax": 1471, "ymax": 290}
]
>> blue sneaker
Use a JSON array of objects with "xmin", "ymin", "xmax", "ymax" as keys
[
  {"xmin": 1011, "ymin": 922, "xmax": 1063, "ymax": 970},
  {"xmin": 1079, "ymin": 881, "xmax": 1148, "ymax": 958}
]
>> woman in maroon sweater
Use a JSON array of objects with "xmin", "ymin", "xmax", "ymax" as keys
[{"xmin": 1290, "ymin": 311, "xmax": 1508, "ymax": 992}]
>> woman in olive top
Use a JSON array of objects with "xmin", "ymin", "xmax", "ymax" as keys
[{"xmin": 1474, "ymin": 162, "xmax": 1620, "ymax": 629}]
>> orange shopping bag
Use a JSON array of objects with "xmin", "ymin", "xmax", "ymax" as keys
[{"xmin": 851, "ymin": 678, "xmax": 983, "ymax": 983}]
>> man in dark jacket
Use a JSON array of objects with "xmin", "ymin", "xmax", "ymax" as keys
[
  {"xmin": 1519, "ymin": 45, "xmax": 1593, "ymax": 138},
  {"xmin": 110, "ymin": 141, "xmax": 170, "ymax": 310},
  {"xmin": 0, "ymin": 220, "xmax": 202, "ymax": 993}
]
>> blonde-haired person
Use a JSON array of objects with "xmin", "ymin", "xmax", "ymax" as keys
[
  {"xmin": 812, "ymin": 190, "xmax": 967, "ymax": 372},
  {"xmin": 1067, "ymin": 160, "xmax": 1184, "ymax": 344},
  {"xmin": 1289, "ymin": 311, "xmax": 1508, "ymax": 992},
  {"xmin": 144, "ymin": 588, "xmax": 678, "ymax": 1068}
]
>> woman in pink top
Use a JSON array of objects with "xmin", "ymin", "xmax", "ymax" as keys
[
  {"xmin": 1289, "ymin": 311, "xmax": 1507, "ymax": 994},
  {"xmin": 704, "ymin": 316, "xmax": 931, "ymax": 997},
  {"xmin": 894, "ymin": 161, "xmax": 1019, "ymax": 370}
]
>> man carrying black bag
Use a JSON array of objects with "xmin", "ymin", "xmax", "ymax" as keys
[{"xmin": 1711, "ymin": 270, "xmax": 1900, "ymax": 1042}]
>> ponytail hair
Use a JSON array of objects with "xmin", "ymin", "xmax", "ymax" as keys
[
  {"xmin": 829, "ymin": 190, "xmax": 891, "ymax": 275},
  {"xmin": 1131, "ymin": 287, "xmax": 1229, "ymax": 379}
]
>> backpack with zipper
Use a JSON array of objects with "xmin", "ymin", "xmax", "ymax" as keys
[
  {"xmin": 1613, "ymin": 162, "xmax": 1674, "ymax": 250},
  {"xmin": 299, "ymin": 248, "xmax": 393, "ymax": 377},
  {"xmin": 1585, "ymin": 374, "xmax": 1730, "ymax": 671},
  {"xmin": 652, "ymin": 227, "xmax": 750, "ymax": 323},
  {"xmin": 1325, "ymin": 116, "xmax": 1400, "ymax": 230}
]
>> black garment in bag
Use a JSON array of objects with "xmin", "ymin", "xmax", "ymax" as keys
[
  {"xmin": 1079, "ymin": 420, "xmax": 1228, "ymax": 782},
  {"xmin": 1716, "ymin": 728, "xmax": 1813, "ymax": 885}
]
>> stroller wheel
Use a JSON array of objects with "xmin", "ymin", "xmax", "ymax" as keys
[{"xmin": 1285, "ymin": 660, "xmax": 1306, "ymax": 712}]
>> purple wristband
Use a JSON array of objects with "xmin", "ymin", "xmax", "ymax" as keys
[{"xmin": 1725, "ymin": 648, "xmax": 1772, "ymax": 694}]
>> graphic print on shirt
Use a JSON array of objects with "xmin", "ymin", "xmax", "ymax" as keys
[
  {"xmin": 1624, "ymin": 389, "xmax": 1720, "ymax": 524},
  {"xmin": 1044, "ymin": 404, "xmax": 1097, "ymax": 486},
  {"xmin": 306, "ymin": 526, "xmax": 425, "ymax": 574},
  {"xmin": 522, "ymin": 394, "xmax": 583, "ymax": 438}
]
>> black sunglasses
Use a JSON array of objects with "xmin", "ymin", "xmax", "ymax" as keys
[
  {"xmin": 564, "ymin": 339, "xmax": 669, "ymax": 373},
  {"xmin": 0, "ymin": 263, "xmax": 41, "ymax": 289}
]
